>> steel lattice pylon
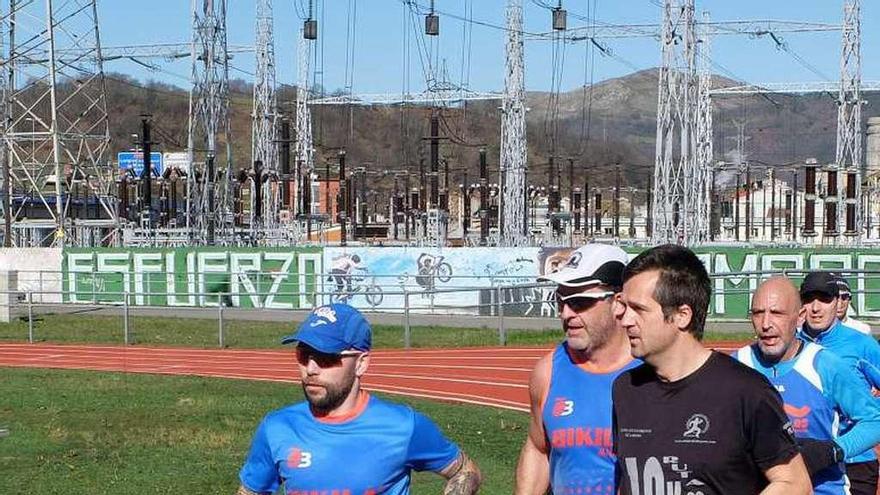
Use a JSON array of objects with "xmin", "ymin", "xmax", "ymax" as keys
[
  {"xmin": 187, "ymin": 0, "xmax": 233, "ymax": 245},
  {"xmin": 500, "ymin": 0, "xmax": 528, "ymax": 247},
  {"xmin": 695, "ymin": 11, "xmax": 713, "ymax": 244},
  {"xmin": 652, "ymin": 0, "xmax": 702, "ymax": 246},
  {"xmin": 837, "ymin": 0, "xmax": 861, "ymax": 237},
  {"xmin": 295, "ymin": 30, "xmax": 314, "ymax": 223},
  {"xmin": 1, "ymin": 0, "xmax": 114, "ymax": 247},
  {"xmin": 252, "ymin": 0, "xmax": 279, "ymax": 229}
]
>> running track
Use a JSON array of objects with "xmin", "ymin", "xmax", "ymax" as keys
[{"xmin": 0, "ymin": 342, "xmax": 743, "ymax": 412}]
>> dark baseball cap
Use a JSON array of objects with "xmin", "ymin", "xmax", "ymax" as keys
[
  {"xmin": 800, "ymin": 272, "xmax": 839, "ymax": 300},
  {"xmin": 281, "ymin": 303, "xmax": 371, "ymax": 353}
]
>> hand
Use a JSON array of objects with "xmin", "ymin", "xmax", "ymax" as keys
[{"xmin": 796, "ymin": 438, "xmax": 844, "ymax": 477}]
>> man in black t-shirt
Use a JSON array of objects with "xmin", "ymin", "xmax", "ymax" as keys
[{"xmin": 612, "ymin": 244, "xmax": 811, "ymax": 494}]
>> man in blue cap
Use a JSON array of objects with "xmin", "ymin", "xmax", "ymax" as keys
[{"xmin": 235, "ymin": 303, "xmax": 482, "ymax": 495}]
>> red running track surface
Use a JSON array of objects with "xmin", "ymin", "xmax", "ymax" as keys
[{"xmin": 0, "ymin": 342, "xmax": 743, "ymax": 412}]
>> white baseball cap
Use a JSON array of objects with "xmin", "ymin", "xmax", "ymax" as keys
[{"xmin": 538, "ymin": 244, "xmax": 628, "ymax": 289}]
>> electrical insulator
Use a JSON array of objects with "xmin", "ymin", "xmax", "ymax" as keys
[
  {"xmin": 552, "ymin": 8, "xmax": 567, "ymax": 31},
  {"xmin": 304, "ymin": 19, "xmax": 318, "ymax": 40},
  {"xmin": 425, "ymin": 13, "xmax": 439, "ymax": 36}
]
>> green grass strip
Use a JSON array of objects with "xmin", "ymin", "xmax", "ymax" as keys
[
  {"xmin": 0, "ymin": 314, "xmax": 755, "ymax": 349},
  {"xmin": 0, "ymin": 368, "xmax": 527, "ymax": 494}
]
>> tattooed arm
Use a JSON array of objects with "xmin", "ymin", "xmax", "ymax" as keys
[
  {"xmin": 234, "ymin": 486, "xmax": 260, "ymax": 495},
  {"xmin": 439, "ymin": 452, "xmax": 482, "ymax": 495}
]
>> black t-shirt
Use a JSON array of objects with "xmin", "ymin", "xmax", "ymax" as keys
[{"xmin": 612, "ymin": 351, "xmax": 798, "ymax": 495}]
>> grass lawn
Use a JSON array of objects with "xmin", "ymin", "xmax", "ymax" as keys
[
  {"xmin": 0, "ymin": 313, "xmax": 756, "ymax": 349},
  {"xmin": 0, "ymin": 368, "xmax": 528, "ymax": 495}
]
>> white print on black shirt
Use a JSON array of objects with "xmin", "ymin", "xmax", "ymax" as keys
[{"xmin": 623, "ymin": 456, "xmax": 707, "ymax": 495}]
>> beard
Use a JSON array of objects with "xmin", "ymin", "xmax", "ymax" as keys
[{"xmin": 302, "ymin": 372, "xmax": 357, "ymax": 413}]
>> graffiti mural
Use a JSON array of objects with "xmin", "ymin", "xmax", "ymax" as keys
[
  {"xmin": 62, "ymin": 247, "xmax": 323, "ymax": 308},
  {"xmin": 322, "ymin": 247, "xmax": 546, "ymax": 313},
  {"xmin": 47, "ymin": 245, "xmax": 880, "ymax": 318}
]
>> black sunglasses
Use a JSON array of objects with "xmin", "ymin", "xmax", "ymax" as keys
[
  {"xmin": 801, "ymin": 292, "xmax": 836, "ymax": 305},
  {"xmin": 555, "ymin": 291, "xmax": 614, "ymax": 312},
  {"xmin": 295, "ymin": 345, "xmax": 361, "ymax": 368}
]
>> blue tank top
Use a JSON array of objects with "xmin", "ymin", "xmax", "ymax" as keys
[
  {"xmin": 239, "ymin": 392, "xmax": 460, "ymax": 495},
  {"xmin": 541, "ymin": 343, "xmax": 639, "ymax": 495},
  {"xmin": 737, "ymin": 343, "xmax": 848, "ymax": 495}
]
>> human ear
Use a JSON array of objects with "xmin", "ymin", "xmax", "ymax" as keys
[
  {"xmin": 355, "ymin": 352, "xmax": 370, "ymax": 377},
  {"xmin": 673, "ymin": 304, "xmax": 693, "ymax": 332}
]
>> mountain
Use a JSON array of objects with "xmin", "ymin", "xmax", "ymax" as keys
[{"xmin": 102, "ymin": 70, "xmax": 880, "ymax": 193}]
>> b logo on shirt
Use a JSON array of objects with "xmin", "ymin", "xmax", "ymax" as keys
[
  {"xmin": 287, "ymin": 448, "xmax": 312, "ymax": 468},
  {"xmin": 552, "ymin": 397, "xmax": 575, "ymax": 417}
]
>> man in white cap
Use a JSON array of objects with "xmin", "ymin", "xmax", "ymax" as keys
[{"xmin": 515, "ymin": 244, "xmax": 639, "ymax": 495}]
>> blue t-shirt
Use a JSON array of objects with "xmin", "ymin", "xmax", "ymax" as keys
[
  {"xmin": 799, "ymin": 319, "xmax": 880, "ymax": 463},
  {"xmin": 736, "ymin": 342, "xmax": 880, "ymax": 494},
  {"xmin": 542, "ymin": 343, "xmax": 640, "ymax": 495},
  {"xmin": 239, "ymin": 392, "xmax": 461, "ymax": 494}
]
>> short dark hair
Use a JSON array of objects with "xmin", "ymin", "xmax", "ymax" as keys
[{"xmin": 623, "ymin": 244, "xmax": 711, "ymax": 340}]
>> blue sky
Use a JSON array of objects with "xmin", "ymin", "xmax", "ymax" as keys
[{"xmin": 97, "ymin": 1, "xmax": 878, "ymax": 94}]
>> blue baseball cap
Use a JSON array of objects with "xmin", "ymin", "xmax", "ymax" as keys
[{"xmin": 281, "ymin": 303, "xmax": 372, "ymax": 353}]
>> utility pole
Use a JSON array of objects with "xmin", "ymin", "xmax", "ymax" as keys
[
  {"xmin": 338, "ymin": 150, "xmax": 347, "ymax": 245},
  {"xmin": 614, "ymin": 166, "xmax": 621, "ymax": 238},
  {"xmin": 734, "ymin": 171, "xmax": 741, "ymax": 241},
  {"xmin": 140, "ymin": 115, "xmax": 154, "ymax": 228},
  {"xmin": 745, "ymin": 164, "xmax": 751, "ymax": 242},
  {"xmin": 584, "ymin": 178, "xmax": 591, "ymax": 236},
  {"xmin": 393, "ymin": 173, "xmax": 400, "ymax": 240},
  {"xmin": 479, "ymin": 149, "xmax": 489, "ymax": 245},
  {"xmin": 280, "ymin": 118, "xmax": 291, "ymax": 210},
  {"xmin": 792, "ymin": 169, "xmax": 799, "ymax": 242},
  {"xmin": 430, "ymin": 112, "xmax": 439, "ymax": 210},
  {"xmin": 770, "ymin": 169, "xmax": 776, "ymax": 241}
]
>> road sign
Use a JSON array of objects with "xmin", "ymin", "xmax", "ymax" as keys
[
  {"xmin": 162, "ymin": 152, "xmax": 190, "ymax": 174},
  {"xmin": 118, "ymin": 151, "xmax": 163, "ymax": 177}
]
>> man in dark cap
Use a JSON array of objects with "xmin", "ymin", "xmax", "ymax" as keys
[{"xmin": 800, "ymin": 271, "xmax": 880, "ymax": 495}]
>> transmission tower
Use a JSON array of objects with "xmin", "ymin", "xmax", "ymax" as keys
[
  {"xmin": 837, "ymin": 0, "xmax": 861, "ymax": 238},
  {"xmin": 652, "ymin": 0, "xmax": 701, "ymax": 245},
  {"xmin": 187, "ymin": 0, "xmax": 233, "ymax": 245},
  {"xmin": 252, "ymin": 0, "xmax": 279, "ymax": 229},
  {"xmin": 2, "ymin": 0, "xmax": 114, "ymax": 247},
  {"xmin": 295, "ymin": 29, "xmax": 315, "ymax": 229},
  {"xmin": 695, "ymin": 11, "xmax": 713, "ymax": 243},
  {"xmin": 0, "ymin": 10, "xmax": 8, "ymax": 247},
  {"xmin": 500, "ymin": 0, "xmax": 528, "ymax": 247}
]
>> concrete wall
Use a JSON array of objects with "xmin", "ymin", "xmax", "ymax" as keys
[{"xmin": 0, "ymin": 248, "xmax": 62, "ymax": 302}]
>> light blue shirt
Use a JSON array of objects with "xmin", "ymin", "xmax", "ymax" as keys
[{"xmin": 737, "ymin": 342, "xmax": 880, "ymax": 494}]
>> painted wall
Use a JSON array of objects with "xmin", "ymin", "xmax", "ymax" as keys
[
  {"xmin": 61, "ymin": 247, "xmax": 323, "ymax": 309},
  {"xmin": 1, "ymin": 245, "xmax": 873, "ymax": 319}
]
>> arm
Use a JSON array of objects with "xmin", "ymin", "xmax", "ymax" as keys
[
  {"xmin": 514, "ymin": 354, "xmax": 553, "ymax": 495},
  {"xmin": 237, "ymin": 419, "xmax": 281, "ymax": 495},
  {"xmin": 759, "ymin": 454, "xmax": 813, "ymax": 495},
  {"xmin": 861, "ymin": 336, "xmax": 880, "ymax": 389},
  {"xmin": 821, "ymin": 352, "xmax": 880, "ymax": 458},
  {"xmin": 439, "ymin": 452, "xmax": 482, "ymax": 495}
]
